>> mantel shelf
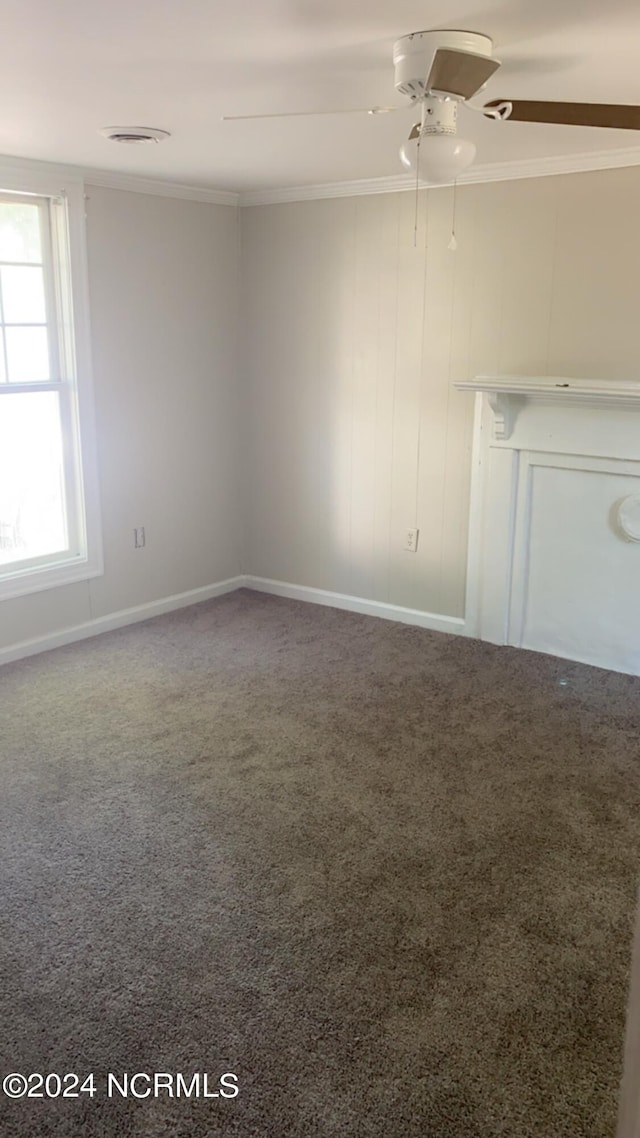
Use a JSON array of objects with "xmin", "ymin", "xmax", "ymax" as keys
[{"xmin": 454, "ymin": 376, "xmax": 640, "ymax": 440}]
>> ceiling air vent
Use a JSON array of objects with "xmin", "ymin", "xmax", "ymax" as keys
[{"xmin": 100, "ymin": 126, "xmax": 170, "ymax": 144}]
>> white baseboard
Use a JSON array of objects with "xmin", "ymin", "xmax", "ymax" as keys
[
  {"xmin": 242, "ymin": 575, "xmax": 467, "ymax": 636},
  {"xmin": 0, "ymin": 576, "xmax": 244, "ymax": 667},
  {"xmin": 1, "ymin": 572, "xmax": 466, "ymax": 667}
]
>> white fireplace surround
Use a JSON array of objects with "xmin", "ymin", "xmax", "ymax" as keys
[{"xmin": 455, "ymin": 376, "xmax": 640, "ymax": 676}]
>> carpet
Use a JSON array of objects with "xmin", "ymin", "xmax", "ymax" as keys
[{"xmin": 0, "ymin": 588, "xmax": 639, "ymax": 1137}]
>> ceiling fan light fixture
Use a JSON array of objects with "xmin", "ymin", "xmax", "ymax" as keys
[{"xmin": 399, "ymin": 132, "xmax": 476, "ymax": 184}]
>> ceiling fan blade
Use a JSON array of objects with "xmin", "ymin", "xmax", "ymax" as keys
[
  {"xmin": 222, "ymin": 105, "xmax": 402, "ymax": 121},
  {"xmin": 426, "ymin": 48, "xmax": 501, "ymax": 100},
  {"xmin": 484, "ymin": 99, "xmax": 640, "ymax": 129}
]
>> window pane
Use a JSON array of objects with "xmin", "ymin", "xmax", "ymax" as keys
[
  {"xmin": 0, "ymin": 201, "xmax": 42, "ymax": 263},
  {"xmin": 0, "ymin": 330, "xmax": 5, "ymax": 382},
  {"xmin": 1, "ymin": 265, "xmax": 47, "ymax": 322},
  {"xmin": 0, "ymin": 391, "xmax": 67, "ymax": 565},
  {"xmin": 5, "ymin": 326, "xmax": 50, "ymax": 382}
]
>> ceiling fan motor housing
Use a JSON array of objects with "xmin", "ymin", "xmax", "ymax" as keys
[
  {"xmin": 420, "ymin": 95, "xmax": 458, "ymax": 135},
  {"xmin": 393, "ymin": 29, "xmax": 494, "ymax": 99}
]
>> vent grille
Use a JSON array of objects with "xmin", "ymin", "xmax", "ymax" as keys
[{"xmin": 100, "ymin": 126, "xmax": 170, "ymax": 145}]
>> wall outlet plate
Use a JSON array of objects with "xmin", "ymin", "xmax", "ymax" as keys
[{"xmin": 405, "ymin": 527, "xmax": 419, "ymax": 552}]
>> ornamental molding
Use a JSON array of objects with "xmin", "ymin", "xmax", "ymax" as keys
[{"xmin": 455, "ymin": 376, "xmax": 640, "ymax": 440}]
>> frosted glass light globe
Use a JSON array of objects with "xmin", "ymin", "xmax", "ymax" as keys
[{"xmin": 399, "ymin": 134, "xmax": 477, "ymax": 184}]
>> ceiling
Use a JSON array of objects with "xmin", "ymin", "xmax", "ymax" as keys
[{"xmin": 2, "ymin": 0, "xmax": 640, "ymax": 193}]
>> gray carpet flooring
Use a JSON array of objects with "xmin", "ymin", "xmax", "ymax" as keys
[{"xmin": 1, "ymin": 588, "xmax": 639, "ymax": 1137}]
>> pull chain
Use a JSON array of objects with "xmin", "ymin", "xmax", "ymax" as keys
[
  {"xmin": 448, "ymin": 179, "xmax": 458, "ymax": 251},
  {"xmin": 413, "ymin": 138, "xmax": 421, "ymax": 247}
]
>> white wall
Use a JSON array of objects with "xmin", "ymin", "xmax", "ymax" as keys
[
  {"xmin": 0, "ymin": 185, "xmax": 241, "ymax": 652},
  {"xmin": 240, "ymin": 166, "xmax": 640, "ymax": 619},
  {"xmin": 4, "ymin": 164, "xmax": 640, "ymax": 657}
]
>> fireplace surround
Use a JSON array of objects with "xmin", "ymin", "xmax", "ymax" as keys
[{"xmin": 455, "ymin": 376, "xmax": 640, "ymax": 675}]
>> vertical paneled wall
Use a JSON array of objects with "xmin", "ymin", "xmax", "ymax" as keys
[{"xmin": 241, "ymin": 166, "xmax": 640, "ymax": 619}]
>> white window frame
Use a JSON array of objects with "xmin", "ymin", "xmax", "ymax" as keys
[{"xmin": 0, "ymin": 158, "xmax": 102, "ymax": 601}]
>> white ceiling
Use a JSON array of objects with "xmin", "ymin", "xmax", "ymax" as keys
[{"xmin": 3, "ymin": 0, "xmax": 640, "ymax": 193}]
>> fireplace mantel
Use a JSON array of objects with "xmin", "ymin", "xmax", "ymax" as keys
[
  {"xmin": 455, "ymin": 376, "xmax": 640, "ymax": 440},
  {"xmin": 457, "ymin": 372, "xmax": 640, "ymax": 675}
]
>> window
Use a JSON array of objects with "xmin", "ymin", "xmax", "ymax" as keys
[{"xmin": 0, "ymin": 164, "xmax": 102, "ymax": 600}]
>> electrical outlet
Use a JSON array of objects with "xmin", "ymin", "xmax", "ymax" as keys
[
  {"xmin": 404, "ymin": 527, "xmax": 419, "ymax": 553},
  {"xmin": 134, "ymin": 526, "xmax": 145, "ymax": 549}
]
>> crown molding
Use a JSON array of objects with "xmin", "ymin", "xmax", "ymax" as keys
[
  {"xmin": 84, "ymin": 169, "xmax": 238, "ymax": 206},
  {"xmin": 0, "ymin": 152, "xmax": 239, "ymax": 206},
  {"xmin": 238, "ymin": 145, "xmax": 640, "ymax": 206},
  {"xmin": 0, "ymin": 154, "xmax": 88, "ymax": 195},
  {"xmin": 240, "ymin": 174, "xmax": 413, "ymax": 206},
  {"xmin": 4, "ymin": 144, "xmax": 640, "ymax": 211}
]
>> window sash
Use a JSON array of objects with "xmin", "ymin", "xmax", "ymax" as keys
[
  {"xmin": 0, "ymin": 195, "xmax": 58, "ymax": 386},
  {"xmin": 0, "ymin": 382, "xmax": 80, "ymax": 570},
  {"xmin": 0, "ymin": 180, "xmax": 100, "ymax": 599}
]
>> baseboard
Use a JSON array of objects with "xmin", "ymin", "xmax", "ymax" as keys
[
  {"xmin": 0, "ymin": 576, "xmax": 244, "ymax": 667},
  {"xmin": 242, "ymin": 576, "xmax": 467, "ymax": 636},
  {"xmin": 1, "ymin": 572, "xmax": 466, "ymax": 668}
]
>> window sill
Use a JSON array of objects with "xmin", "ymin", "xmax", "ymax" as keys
[{"xmin": 0, "ymin": 554, "xmax": 104, "ymax": 601}]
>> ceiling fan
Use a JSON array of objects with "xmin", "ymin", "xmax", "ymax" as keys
[{"xmin": 223, "ymin": 28, "xmax": 640, "ymax": 184}]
